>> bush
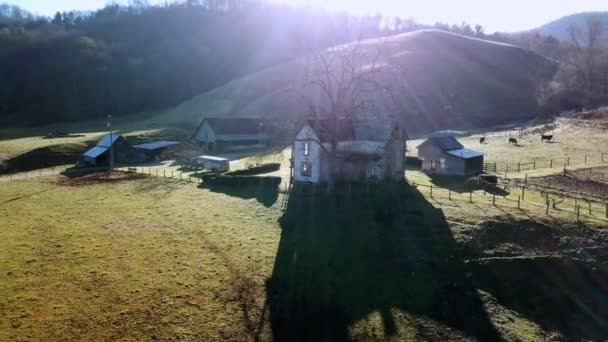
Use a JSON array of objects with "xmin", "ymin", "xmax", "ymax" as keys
[
  {"xmin": 225, "ymin": 163, "xmax": 281, "ymax": 176},
  {"xmin": 204, "ymin": 175, "xmax": 282, "ymax": 186}
]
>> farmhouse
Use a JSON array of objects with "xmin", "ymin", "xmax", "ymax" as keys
[
  {"xmin": 82, "ymin": 134, "xmax": 148, "ymax": 167},
  {"xmin": 417, "ymin": 136, "xmax": 483, "ymax": 176},
  {"xmin": 292, "ymin": 119, "xmax": 406, "ymax": 184},
  {"xmin": 193, "ymin": 118, "xmax": 268, "ymax": 151}
]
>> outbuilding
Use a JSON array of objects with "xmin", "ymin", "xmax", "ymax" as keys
[
  {"xmin": 417, "ymin": 136, "xmax": 483, "ymax": 176},
  {"xmin": 82, "ymin": 134, "xmax": 148, "ymax": 167},
  {"xmin": 133, "ymin": 141, "xmax": 181, "ymax": 160},
  {"xmin": 193, "ymin": 118, "xmax": 268, "ymax": 152},
  {"xmin": 193, "ymin": 155, "xmax": 230, "ymax": 172}
]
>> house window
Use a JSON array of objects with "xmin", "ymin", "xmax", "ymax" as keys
[
  {"xmin": 301, "ymin": 161, "xmax": 312, "ymax": 177},
  {"xmin": 303, "ymin": 141, "xmax": 310, "ymax": 156},
  {"xmin": 440, "ymin": 158, "xmax": 446, "ymax": 169}
]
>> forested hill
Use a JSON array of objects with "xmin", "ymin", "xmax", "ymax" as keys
[
  {"xmin": 0, "ymin": 2, "xmax": 413, "ymax": 125},
  {"xmin": 532, "ymin": 12, "xmax": 608, "ymax": 41}
]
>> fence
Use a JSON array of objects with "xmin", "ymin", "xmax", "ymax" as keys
[
  {"xmin": 410, "ymin": 180, "xmax": 608, "ymax": 222},
  {"xmin": 0, "ymin": 165, "xmax": 72, "ymax": 181},
  {"xmin": 486, "ymin": 152, "xmax": 607, "ymax": 175}
]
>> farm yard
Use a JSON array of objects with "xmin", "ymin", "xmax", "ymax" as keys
[{"xmin": 1, "ymin": 117, "xmax": 608, "ymax": 341}]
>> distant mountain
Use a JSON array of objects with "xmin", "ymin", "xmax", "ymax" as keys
[
  {"xmin": 526, "ymin": 12, "xmax": 608, "ymax": 41},
  {"xmin": 175, "ymin": 30, "xmax": 557, "ymax": 136}
]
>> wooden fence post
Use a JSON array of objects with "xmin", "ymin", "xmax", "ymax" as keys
[
  {"xmin": 567, "ymin": 157, "xmax": 570, "ymax": 166},
  {"xmin": 585, "ymin": 155, "xmax": 588, "ymax": 164},
  {"xmin": 577, "ymin": 205, "xmax": 580, "ymax": 221},
  {"xmin": 525, "ymin": 174, "xmax": 528, "ymax": 184},
  {"xmin": 588, "ymin": 202, "xmax": 592, "ymax": 215},
  {"xmin": 505, "ymin": 165, "xmax": 509, "ymax": 179},
  {"xmin": 533, "ymin": 160, "xmax": 536, "ymax": 170},
  {"xmin": 605, "ymin": 203, "xmax": 608, "ymax": 219},
  {"xmin": 550, "ymin": 159, "xmax": 553, "ymax": 168},
  {"xmin": 470, "ymin": 191, "xmax": 473, "ymax": 203},
  {"xmin": 518, "ymin": 196, "xmax": 521, "ymax": 209},
  {"xmin": 430, "ymin": 185, "xmax": 433, "ymax": 198},
  {"xmin": 522, "ymin": 186, "xmax": 525, "ymax": 201},
  {"xmin": 493, "ymin": 193, "xmax": 496, "ymax": 206},
  {"xmin": 546, "ymin": 200, "xmax": 549, "ymax": 215},
  {"xmin": 448, "ymin": 189, "xmax": 452, "ymax": 200},
  {"xmin": 517, "ymin": 162, "xmax": 521, "ymax": 173}
]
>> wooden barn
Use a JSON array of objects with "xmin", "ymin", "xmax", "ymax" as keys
[
  {"xmin": 292, "ymin": 119, "xmax": 406, "ymax": 184},
  {"xmin": 82, "ymin": 134, "xmax": 148, "ymax": 167},
  {"xmin": 133, "ymin": 141, "xmax": 181, "ymax": 160},
  {"xmin": 417, "ymin": 136, "xmax": 483, "ymax": 176},
  {"xmin": 193, "ymin": 118, "xmax": 268, "ymax": 151}
]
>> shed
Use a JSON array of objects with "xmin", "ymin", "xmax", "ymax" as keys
[
  {"xmin": 82, "ymin": 134, "xmax": 148, "ymax": 167},
  {"xmin": 417, "ymin": 136, "xmax": 483, "ymax": 176},
  {"xmin": 193, "ymin": 118, "xmax": 268, "ymax": 151},
  {"xmin": 133, "ymin": 141, "xmax": 181, "ymax": 160},
  {"xmin": 193, "ymin": 155, "xmax": 230, "ymax": 172}
]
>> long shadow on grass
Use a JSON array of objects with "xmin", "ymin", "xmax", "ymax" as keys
[
  {"xmin": 199, "ymin": 182, "xmax": 279, "ymax": 208},
  {"xmin": 266, "ymin": 183, "xmax": 501, "ymax": 341}
]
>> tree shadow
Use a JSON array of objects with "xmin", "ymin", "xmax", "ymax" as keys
[
  {"xmin": 469, "ymin": 258, "xmax": 608, "ymax": 340},
  {"xmin": 266, "ymin": 183, "xmax": 501, "ymax": 341},
  {"xmin": 199, "ymin": 182, "xmax": 279, "ymax": 208}
]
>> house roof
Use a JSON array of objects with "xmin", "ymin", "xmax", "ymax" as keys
[
  {"xmin": 304, "ymin": 119, "xmax": 399, "ymax": 143},
  {"xmin": 446, "ymin": 148, "xmax": 484, "ymax": 159},
  {"xmin": 419, "ymin": 136, "xmax": 464, "ymax": 151},
  {"xmin": 133, "ymin": 141, "xmax": 181, "ymax": 150},
  {"xmin": 83, "ymin": 134, "xmax": 125, "ymax": 159},
  {"xmin": 197, "ymin": 118, "xmax": 266, "ymax": 135}
]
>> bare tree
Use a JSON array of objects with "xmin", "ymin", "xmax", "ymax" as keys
[
  {"xmin": 567, "ymin": 16, "xmax": 606, "ymax": 96},
  {"xmin": 296, "ymin": 39, "xmax": 388, "ymax": 193}
]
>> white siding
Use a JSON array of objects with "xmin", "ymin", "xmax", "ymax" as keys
[{"xmin": 293, "ymin": 125, "xmax": 327, "ymax": 184}]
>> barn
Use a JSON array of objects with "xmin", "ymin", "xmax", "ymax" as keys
[
  {"xmin": 292, "ymin": 119, "xmax": 406, "ymax": 184},
  {"xmin": 82, "ymin": 134, "xmax": 148, "ymax": 167},
  {"xmin": 133, "ymin": 141, "xmax": 181, "ymax": 160},
  {"xmin": 417, "ymin": 136, "xmax": 483, "ymax": 176},
  {"xmin": 193, "ymin": 118, "xmax": 268, "ymax": 151}
]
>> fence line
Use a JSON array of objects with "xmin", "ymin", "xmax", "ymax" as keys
[
  {"xmin": 486, "ymin": 151, "xmax": 607, "ymax": 174},
  {"xmin": 409, "ymin": 180, "xmax": 608, "ymax": 222}
]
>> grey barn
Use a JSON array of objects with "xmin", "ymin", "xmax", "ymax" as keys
[
  {"xmin": 193, "ymin": 118, "xmax": 268, "ymax": 151},
  {"xmin": 417, "ymin": 136, "xmax": 483, "ymax": 176},
  {"xmin": 292, "ymin": 119, "xmax": 406, "ymax": 184},
  {"xmin": 82, "ymin": 134, "xmax": 148, "ymax": 167}
]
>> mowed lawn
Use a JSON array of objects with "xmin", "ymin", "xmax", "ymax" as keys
[{"xmin": 2, "ymin": 174, "xmax": 607, "ymax": 341}]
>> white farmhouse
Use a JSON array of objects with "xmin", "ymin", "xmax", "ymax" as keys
[{"xmin": 292, "ymin": 119, "xmax": 406, "ymax": 184}]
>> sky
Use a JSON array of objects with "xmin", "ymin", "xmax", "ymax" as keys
[{"xmin": 11, "ymin": 0, "xmax": 608, "ymax": 32}]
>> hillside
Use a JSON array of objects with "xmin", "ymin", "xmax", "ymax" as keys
[
  {"xmin": 530, "ymin": 12, "xmax": 608, "ymax": 41},
  {"xmin": 175, "ymin": 30, "xmax": 558, "ymax": 136}
]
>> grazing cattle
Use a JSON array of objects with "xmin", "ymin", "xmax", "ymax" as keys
[
  {"xmin": 541, "ymin": 134, "xmax": 553, "ymax": 142},
  {"xmin": 509, "ymin": 138, "xmax": 518, "ymax": 145},
  {"xmin": 480, "ymin": 137, "xmax": 486, "ymax": 144}
]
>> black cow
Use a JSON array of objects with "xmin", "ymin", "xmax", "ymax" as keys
[
  {"xmin": 541, "ymin": 134, "xmax": 553, "ymax": 142},
  {"xmin": 509, "ymin": 138, "xmax": 518, "ymax": 145},
  {"xmin": 480, "ymin": 137, "xmax": 486, "ymax": 144}
]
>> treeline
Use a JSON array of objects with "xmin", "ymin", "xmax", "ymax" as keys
[
  {"xmin": 1, "ymin": 1, "xmax": 606, "ymax": 125},
  {"xmin": 0, "ymin": 1, "xmax": 425, "ymax": 125}
]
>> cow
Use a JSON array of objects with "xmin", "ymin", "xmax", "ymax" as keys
[
  {"xmin": 480, "ymin": 137, "xmax": 486, "ymax": 144},
  {"xmin": 509, "ymin": 138, "xmax": 518, "ymax": 145},
  {"xmin": 541, "ymin": 134, "xmax": 553, "ymax": 142}
]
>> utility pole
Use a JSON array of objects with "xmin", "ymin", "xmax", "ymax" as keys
[
  {"xmin": 108, "ymin": 115, "xmax": 114, "ymax": 171},
  {"xmin": 259, "ymin": 122, "xmax": 264, "ymax": 146}
]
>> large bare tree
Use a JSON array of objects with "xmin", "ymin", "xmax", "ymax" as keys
[{"xmin": 296, "ymin": 39, "xmax": 390, "ymax": 193}]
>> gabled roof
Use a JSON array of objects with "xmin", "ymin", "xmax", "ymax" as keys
[
  {"xmin": 97, "ymin": 134, "xmax": 122, "ymax": 148},
  {"xmin": 133, "ymin": 141, "xmax": 181, "ymax": 150},
  {"xmin": 197, "ymin": 118, "xmax": 266, "ymax": 135},
  {"xmin": 83, "ymin": 146, "xmax": 108, "ymax": 159},
  {"xmin": 82, "ymin": 134, "xmax": 125, "ymax": 159},
  {"xmin": 304, "ymin": 118, "xmax": 400, "ymax": 143},
  {"xmin": 419, "ymin": 136, "xmax": 464, "ymax": 151},
  {"xmin": 446, "ymin": 148, "xmax": 483, "ymax": 159}
]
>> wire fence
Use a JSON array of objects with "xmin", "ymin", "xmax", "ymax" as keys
[
  {"xmin": 485, "ymin": 152, "xmax": 608, "ymax": 175},
  {"xmin": 409, "ymin": 179, "xmax": 608, "ymax": 222},
  {"xmin": 0, "ymin": 165, "xmax": 72, "ymax": 181}
]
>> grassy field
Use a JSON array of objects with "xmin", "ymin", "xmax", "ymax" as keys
[{"xmin": 2, "ymin": 173, "xmax": 607, "ymax": 341}]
